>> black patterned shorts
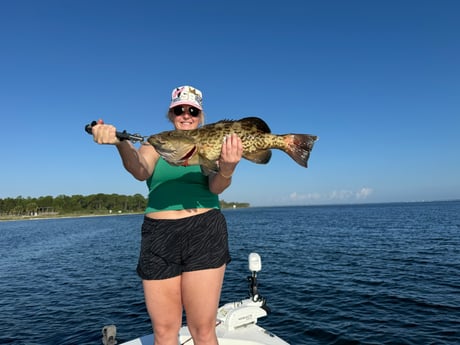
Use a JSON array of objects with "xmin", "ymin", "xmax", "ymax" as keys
[{"xmin": 136, "ymin": 209, "xmax": 231, "ymax": 280}]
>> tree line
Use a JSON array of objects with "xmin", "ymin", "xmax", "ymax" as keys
[
  {"xmin": 0, "ymin": 194, "xmax": 249, "ymax": 218},
  {"xmin": 0, "ymin": 193, "xmax": 147, "ymax": 217}
]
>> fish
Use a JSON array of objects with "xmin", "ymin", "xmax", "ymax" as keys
[{"xmin": 147, "ymin": 117, "xmax": 318, "ymax": 175}]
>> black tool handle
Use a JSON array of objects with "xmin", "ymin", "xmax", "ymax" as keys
[{"xmin": 84, "ymin": 121, "xmax": 133, "ymax": 141}]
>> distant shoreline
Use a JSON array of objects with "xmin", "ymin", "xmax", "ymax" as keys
[
  {"xmin": 3, "ymin": 199, "xmax": 456, "ymax": 222},
  {"xmin": 0, "ymin": 205, "xmax": 249, "ymax": 222},
  {"xmin": 0, "ymin": 193, "xmax": 249, "ymax": 222},
  {"xmin": 0, "ymin": 212, "xmax": 143, "ymax": 222}
]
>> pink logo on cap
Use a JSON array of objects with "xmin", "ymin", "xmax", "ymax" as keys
[{"xmin": 172, "ymin": 87, "xmax": 185, "ymax": 99}]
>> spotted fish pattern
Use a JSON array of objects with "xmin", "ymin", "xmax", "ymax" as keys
[{"xmin": 148, "ymin": 117, "xmax": 318, "ymax": 175}]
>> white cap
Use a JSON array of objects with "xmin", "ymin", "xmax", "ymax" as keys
[{"xmin": 169, "ymin": 85, "xmax": 203, "ymax": 110}]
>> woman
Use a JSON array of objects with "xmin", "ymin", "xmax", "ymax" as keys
[{"xmin": 91, "ymin": 85, "xmax": 243, "ymax": 345}]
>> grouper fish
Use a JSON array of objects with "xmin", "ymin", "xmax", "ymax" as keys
[{"xmin": 147, "ymin": 117, "xmax": 318, "ymax": 175}]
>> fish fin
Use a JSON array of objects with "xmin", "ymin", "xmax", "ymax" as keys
[
  {"xmin": 239, "ymin": 117, "xmax": 271, "ymax": 133},
  {"xmin": 199, "ymin": 156, "xmax": 219, "ymax": 176},
  {"xmin": 283, "ymin": 134, "xmax": 318, "ymax": 167},
  {"xmin": 200, "ymin": 165, "xmax": 216, "ymax": 176},
  {"xmin": 243, "ymin": 149, "xmax": 272, "ymax": 164}
]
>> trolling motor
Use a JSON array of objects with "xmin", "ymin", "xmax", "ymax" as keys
[
  {"xmin": 217, "ymin": 253, "xmax": 271, "ymax": 331},
  {"xmin": 248, "ymin": 252, "xmax": 261, "ymax": 301},
  {"xmin": 101, "ymin": 325, "xmax": 117, "ymax": 345},
  {"xmin": 248, "ymin": 253, "xmax": 271, "ymax": 313}
]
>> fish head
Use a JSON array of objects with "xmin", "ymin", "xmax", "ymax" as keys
[{"xmin": 147, "ymin": 130, "xmax": 198, "ymax": 166}]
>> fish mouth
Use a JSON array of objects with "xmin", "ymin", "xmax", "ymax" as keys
[{"xmin": 180, "ymin": 146, "xmax": 197, "ymax": 161}]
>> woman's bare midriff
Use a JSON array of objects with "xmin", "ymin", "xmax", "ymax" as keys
[{"xmin": 146, "ymin": 208, "xmax": 214, "ymax": 220}]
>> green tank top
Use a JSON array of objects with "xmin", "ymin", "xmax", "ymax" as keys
[{"xmin": 145, "ymin": 157, "xmax": 220, "ymax": 213}]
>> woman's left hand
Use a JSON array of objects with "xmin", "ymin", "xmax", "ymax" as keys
[{"xmin": 218, "ymin": 133, "xmax": 243, "ymax": 176}]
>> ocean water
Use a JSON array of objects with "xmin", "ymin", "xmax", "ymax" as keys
[{"xmin": 1, "ymin": 201, "xmax": 459, "ymax": 345}]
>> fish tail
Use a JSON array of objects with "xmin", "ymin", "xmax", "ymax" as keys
[{"xmin": 283, "ymin": 134, "xmax": 318, "ymax": 167}]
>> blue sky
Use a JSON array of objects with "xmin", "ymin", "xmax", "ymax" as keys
[{"xmin": 1, "ymin": 0, "xmax": 459, "ymax": 206}]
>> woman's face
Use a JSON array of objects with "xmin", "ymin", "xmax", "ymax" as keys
[{"xmin": 170, "ymin": 105, "xmax": 202, "ymax": 130}]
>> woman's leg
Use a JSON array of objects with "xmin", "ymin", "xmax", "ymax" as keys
[
  {"xmin": 181, "ymin": 265, "xmax": 226, "ymax": 345},
  {"xmin": 143, "ymin": 277, "xmax": 183, "ymax": 345}
]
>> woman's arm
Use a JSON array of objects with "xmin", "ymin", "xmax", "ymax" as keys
[
  {"xmin": 92, "ymin": 123, "xmax": 159, "ymax": 181},
  {"xmin": 116, "ymin": 141, "xmax": 159, "ymax": 181}
]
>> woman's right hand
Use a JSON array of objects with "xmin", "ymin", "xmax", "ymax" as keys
[{"xmin": 92, "ymin": 122, "xmax": 120, "ymax": 145}]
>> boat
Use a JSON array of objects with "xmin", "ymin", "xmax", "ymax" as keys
[{"xmin": 102, "ymin": 253, "xmax": 289, "ymax": 345}]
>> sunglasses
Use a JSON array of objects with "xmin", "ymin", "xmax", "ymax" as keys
[{"xmin": 172, "ymin": 105, "xmax": 201, "ymax": 117}]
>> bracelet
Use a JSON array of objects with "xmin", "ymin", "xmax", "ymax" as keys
[{"xmin": 218, "ymin": 170, "xmax": 233, "ymax": 179}]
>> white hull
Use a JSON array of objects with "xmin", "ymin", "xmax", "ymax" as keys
[{"xmin": 121, "ymin": 322, "xmax": 288, "ymax": 345}]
